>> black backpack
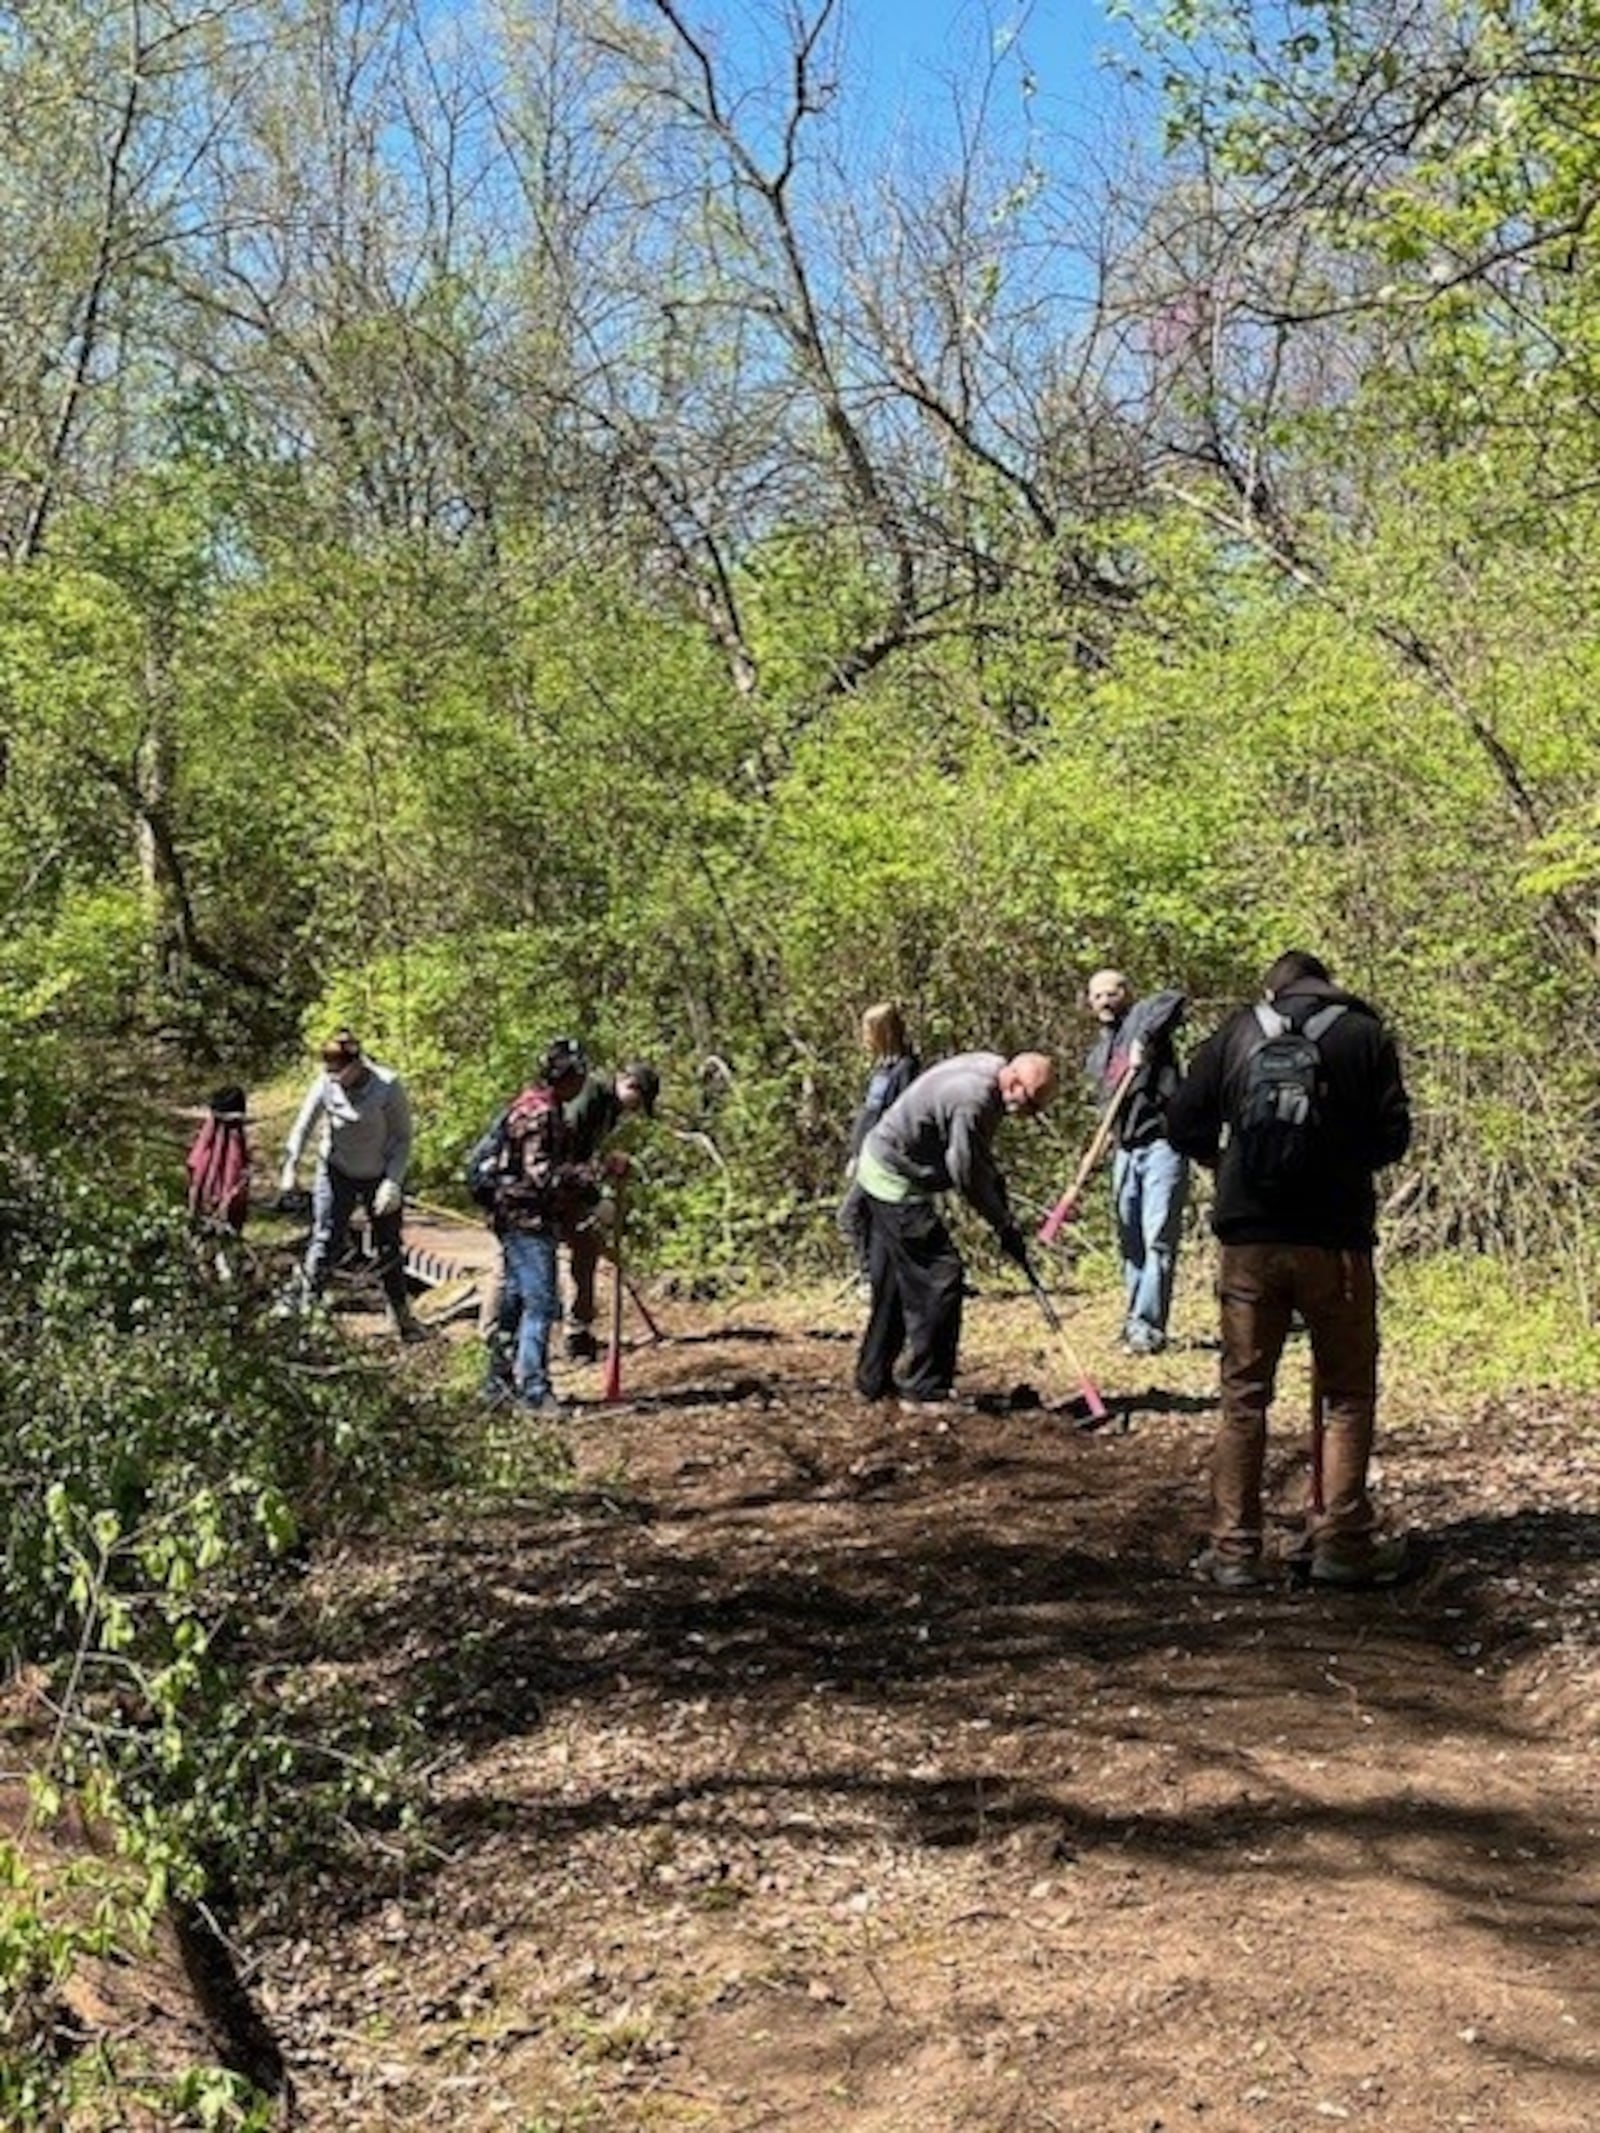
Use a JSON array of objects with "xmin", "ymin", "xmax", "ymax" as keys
[
  {"xmin": 465, "ymin": 1106, "xmax": 510, "ymax": 1209},
  {"xmin": 1233, "ymin": 1000, "xmax": 1347, "ymax": 1197}
]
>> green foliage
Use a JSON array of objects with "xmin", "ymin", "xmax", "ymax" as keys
[
  {"xmin": 0, "ymin": 0, "xmax": 1595, "ymax": 1279},
  {"xmin": 0, "ymin": 1035, "xmax": 467, "ymax": 2118},
  {"xmin": 160, "ymin": 2067, "xmax": 278, "ymax": 2132},
  {"xmin": 1387, "ymin": 1257, "xmax": 1600, "ymax": 1400}
]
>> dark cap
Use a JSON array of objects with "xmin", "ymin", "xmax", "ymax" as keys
[
  {"xmin": 208, "ymin": 1085, "xmax": 249, "ymax": 1121},
  {"xmin": 618, "ymin": 1062, "xmax": 660, "ymax": 1117},
  {"xmin": 542, "ymin": 1035, "xmax": 589, "ymax": 1087}
]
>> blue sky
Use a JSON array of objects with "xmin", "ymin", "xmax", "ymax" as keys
[{"xmin": 849, "ymin": 0, "xmax": 1132, "ymax": 134}]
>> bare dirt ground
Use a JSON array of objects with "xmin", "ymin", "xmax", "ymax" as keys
[{"xmin": 238, "ymin": 1274, "xmax": 1600, "ymax": 2132}]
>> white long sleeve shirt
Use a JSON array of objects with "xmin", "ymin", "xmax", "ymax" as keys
[{"xmin": 284, "ymin": 1062, "xmax": 412, "ymax": 1184}]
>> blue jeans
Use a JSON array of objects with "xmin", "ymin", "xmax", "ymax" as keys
[
  {"xmin": 1112, "ymin": 1139, "xmax": 1189, "ymax": 1349},
  {"xmin": 500, "ymin": 1230, "xmax": 559, "ymax": 1403}
]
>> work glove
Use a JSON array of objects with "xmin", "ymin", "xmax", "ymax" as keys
[
  {"xmin": 997, "ymin": 1220, "xmax": 1029, "ymax": 1270},
  {"xmin": 603, "ymin": 1150, "xmax": 631, "ymax": 1181},
  {"xmin": 372, "ymin": 1177, "xmax": 403, "ymax": 1218},
  {"xmin": 278, "ymin": 1159, "xmax": 297, "ymax": 1196}
]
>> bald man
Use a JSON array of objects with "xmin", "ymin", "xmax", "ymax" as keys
[
  {"xmin": 1076, "ymin": 970, "xmax": 1189, "ymax": 1355},
  {"xmin": 853, "ymin": 1049, "xmax": 1056, "ymax": 1408}
]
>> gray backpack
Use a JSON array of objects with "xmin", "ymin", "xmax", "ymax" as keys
[{"xmin": 1234, "ymin": 1001, "xmax": 1347, "ymax": 1197}]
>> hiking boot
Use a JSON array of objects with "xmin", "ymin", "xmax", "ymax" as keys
[
  {"xmin": 1310, "ymin": 1535, "xmax": 1413, "ymax": 1590},
  {"xmin": 1191, "ymin": 1545, "xmax": 1270, "ymax": 1590},
  {"xmin": 386, "ymin": 1304, "xmax": 429, "ymax": 1343},
  {"xmin": 564, "ymin": 1326, "xmax": 600, "ymax": 1363}
]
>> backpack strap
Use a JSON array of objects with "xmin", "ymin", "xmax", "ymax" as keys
[
  {"xmin": 1259, "ymin": 998, "xmax": 1348, "ymax": 1044},
  {"xmin": 1302, "ymin": 1002, "xmax": 1348, "ymax": 1045}
]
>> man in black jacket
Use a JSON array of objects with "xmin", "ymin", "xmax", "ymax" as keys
[
  {"xmin": 1166, "ymin": 950, "xmax": 1412, "ymax": 1589},
  {"xmin": 1071, "ymin": 972, "xmax": 1190, "ymax": 1355}
]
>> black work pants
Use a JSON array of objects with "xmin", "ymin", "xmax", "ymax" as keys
[{"xmin": 855, "ymin": 1196, "xmax": 964, "ymax": 1401}]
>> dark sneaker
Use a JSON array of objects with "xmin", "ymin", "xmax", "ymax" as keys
[
  {"xmin": 1122, "ymin": 1327, "xmax": 1167, "ymax": 1357},
  {"xmin": 1191, "ymin": 1546, "xmax": 1270, "ymax": 1590},
  {"xmin": 564, "ymin": 1326, "xmax": 600, "ymax": 1363},
  {"xmin": 516, "ymin": 1390, "xmax": 567, "ymax": 1420},
  {"xmin": 896, "ymin": 1387, "xmax": 958, "ymax": 1411},
  {"xmin": 1310, "ymin": 1535, "xmax": 1413, "ymax": 1589}
]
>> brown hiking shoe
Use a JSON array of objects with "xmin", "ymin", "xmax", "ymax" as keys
[
  {"xmin": 1310, "ymin": 1535, "xmax": 1413, "ymax": 1589},
  {"xmin": 1191, "ymin": 1546, "xmax": 1270, "ymax": 1591}
]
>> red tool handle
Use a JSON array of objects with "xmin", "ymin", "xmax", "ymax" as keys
[{"xmin": 1037, "ymin": 1062, "xmax": 1139, "ymax": 1245}]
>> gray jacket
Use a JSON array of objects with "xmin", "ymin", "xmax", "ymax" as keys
[
  {"xmin": 860, "ymin": 1051, "xmax": 1011, "ymax": 1230},
  {"xmin": 285, "ymin": 1062, "xmax": 412, "ymax": 1184}
]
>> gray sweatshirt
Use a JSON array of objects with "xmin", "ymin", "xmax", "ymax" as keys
[
  {"xmin": 859, "ymin": 1051, "xmax": 1011, "ymax": 1230},
  {"xmin": 284, "ymin": 1062, "xmax": 412, "ymax": 1184}
]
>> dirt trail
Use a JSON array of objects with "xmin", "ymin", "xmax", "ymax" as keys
[{"xmin": 253, "ymin": 1293, "xmax": 1600, "ymax": 2131}]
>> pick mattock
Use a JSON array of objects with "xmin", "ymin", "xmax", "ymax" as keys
[
  {"xmin": 1020, "ymin": 1258, "xmax": 1108, "ymax": 1424},
  {"xmin": 623, "ymin": 1268, "xmax": 665, "ymax": 1344},
  {"xmin": 1037, "ymin": 1061, "xmax": 1138, "ymax": 1244}
]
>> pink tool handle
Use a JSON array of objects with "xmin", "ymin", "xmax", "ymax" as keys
[{"xmin": 1037, "ymin": 1195, "xmax": 1076, "ymax": 1245}]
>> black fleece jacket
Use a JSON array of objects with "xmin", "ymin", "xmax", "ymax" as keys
[{"xmin": 1165, "ymin": 978, "xmax": 1411, "ymax": 1249}]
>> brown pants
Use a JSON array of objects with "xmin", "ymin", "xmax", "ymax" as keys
[
  {"xmin": 1213, "ymin": 1242, "xmax": 1380, "ymax": 1565},
  {"xmin": 567, "ymin": 1224, "xmax": 602, "ymax": 1327}
]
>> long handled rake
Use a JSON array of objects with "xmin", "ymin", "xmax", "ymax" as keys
[{"xmin": 1020, "ymin": 1260, "xmax": 1108, "ymax": 1424}]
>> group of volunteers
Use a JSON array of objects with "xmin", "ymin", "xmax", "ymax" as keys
[
  {"xmin": 843, "ymin": 949, "xmax": 1412, "ymax": 1593},
  {"xmin": 187, "ymin": 1031, "xmax": 659, "ymax": 1420},
  {"xmin": 187, "ymin": 942, "xmax": 1412, "ymax": 1591}
]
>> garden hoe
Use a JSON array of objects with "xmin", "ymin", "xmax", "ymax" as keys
[{"xmin": 1037, "ymin": 1061, "xmax": 1139, "ymax": 1244}]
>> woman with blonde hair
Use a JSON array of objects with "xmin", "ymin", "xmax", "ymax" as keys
[{"xmin": 837, "ymin": 1001, "xmax": 920, "ymax": 1281}]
